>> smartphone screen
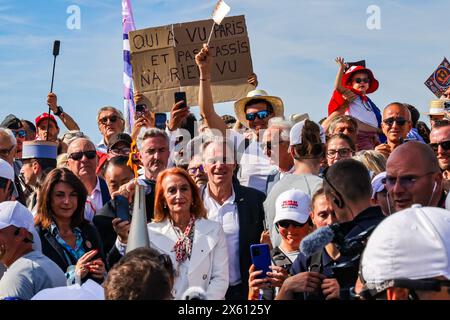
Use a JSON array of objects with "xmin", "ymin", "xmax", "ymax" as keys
[
  {"xmin": 174, "ymin": 92, "xmax": 187, "ymax": 109},
  {"xmin": 155, "ymin": 113, "xmax": 167, "ymax": 130},
  {"xmin": 250, "ymin": 244, "xmax": 271, "ymax": 279},
  {"xmin": 135, "ymin": 104, "xmax": 147, "ymax": 120}
]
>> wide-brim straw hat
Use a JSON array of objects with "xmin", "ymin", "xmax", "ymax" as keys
[
  {"xmin": 423, "ymin": 99, "xmax": 450, "ymax": 116},
  {"xmin": 234, "ymin": 89, "xmax": 284, "ymax": 127}
]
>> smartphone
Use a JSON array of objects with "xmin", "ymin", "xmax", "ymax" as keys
[
  {"xmin": 250, "ymin": 244, "xmax": 271, "ymax": 279},
  {"xmin": 174, "ymin": 91, "xmax": 187, "ymax": 110},
  {"xmin": 135, "ymin": 104, "xmax": 147, "ymax": 119},
  {"xmin": 155, "ymin": 113, "xmax": 167, "ymax": 130},
  {"xmin": 114, "ymin": 195, "xmax": 130, "ymax": 222}
]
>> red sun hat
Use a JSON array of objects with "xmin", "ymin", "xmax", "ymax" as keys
[
  {"xmin": 35, "ymin": 113, "xmax": 58, "ymax": 128},
  {"xmin": 342, "ymin": 65, "xmax": 379, "ymax": 94}
]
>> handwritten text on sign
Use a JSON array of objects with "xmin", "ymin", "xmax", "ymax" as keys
[{"xmin": 129, "ymin": 15, "xmax": 253, "ymax": 112}]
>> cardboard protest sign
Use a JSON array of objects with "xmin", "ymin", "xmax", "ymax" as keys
[
  {"xmin": 129, "ymin": 15, "xmax": 253, "ymax": 112},
  {"xmin": 425, "ymin": 57, "xmax": 450, "ymax": 98}
]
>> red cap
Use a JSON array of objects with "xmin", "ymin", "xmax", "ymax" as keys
[{"xmin": 35, "ymin": 113, "xmax": 58, "ymax": 128}]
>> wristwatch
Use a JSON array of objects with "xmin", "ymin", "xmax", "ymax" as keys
[{"xmin": 54, "ymin": 106, "xmax": 64, "ymax": 116}]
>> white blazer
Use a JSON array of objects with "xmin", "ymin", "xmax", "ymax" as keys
[{"xmin": 148, "ymin": 218, "xmax": 229, "ymax": 300}]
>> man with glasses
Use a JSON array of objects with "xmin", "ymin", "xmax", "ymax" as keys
[
  {"xmin": 429, "ymin": 121, "xmax": 450, "ymax": 192},
  {"xmin": 96, "ymin": 107, "xmax": 125, "ymax": 154},
  {"xmin": 385, "ymin": 141, "xmax": 443, "ymax": 213},
  {"xmin": 187, "ymin": 154, "xmax": 208, "ymax": 188},
  {"xmin": 66, "ymin": 137, "xmax": 111, "ymax": 221},
  {"xmin": 264, "ymin": 120, "xmax": 324, "ymax": 248},
  {"xmin": 375, "ymin": 102, "xmax": 412, "ymax": 158},
  {"xmin": 360, "ymin": 205, "xmax": 450, "ymax": 300},
  {"xmin": 261, "ymin": 118, "xmax": 294, "ymax": 195},
  {"xmin": 0, "ymin": 124, "xmax": 27, "ymax": 205}
]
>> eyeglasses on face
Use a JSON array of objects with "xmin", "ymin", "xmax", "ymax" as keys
[
  {"xmin": 277, "ymin": 220, "xmax": 305, "ymax": 229},
  {"xmin": 99, "ymin": 115, "xmax": 118, "ymax": 125},
  {"xmin": 326, "ymin": 148, "xmax": 352, "ymax": 158},
  {"xmin": 12, "ymin": 129, "xmax": 26, "ymax": 139},
  {"xmin": 383, "ymin": 117, "xmax": 407, "ymax": 126},
  {"xmin": 429, "ymin": 140, "xmax": 450, "ymax": 152},
  {"xmin": 384, "ymin": 172, "xmax": 435, "ymax": 189},
  {"xmin": 68, "ymin": 150, "xmax": 97, "ymax": 161},
  {"xmin": 353, "ymin": 78, "xmax": 370, "ymax": 84},
  {"xmin": 187, "ymin": 165, "xmax": 205, "ymax": 175},
  {"xmin": 245, "ymin": 110, "xmax": 271, "ymax": 121},
  {"xmin": 110, "ymin": 147, "xmax": 131, "ymax": 155}
]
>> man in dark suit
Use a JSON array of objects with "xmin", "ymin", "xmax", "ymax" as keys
[
  {"xmin": 66, "ymin": 137, "xmax": 110, "ymax": 221},
  {"xmin": 201, "ymin": 139, "xmax": 265, "ymax": 300}
]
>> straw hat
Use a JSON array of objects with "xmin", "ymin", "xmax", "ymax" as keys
[
  {"xmin": 424, "ymin": 99, "xmax": 450, "ymax": 116},
  {"xmin": 234, "ymin": 89, "xmax": 284, "ymax": 127}
]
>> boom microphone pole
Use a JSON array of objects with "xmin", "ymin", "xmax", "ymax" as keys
[{"xmin": 46, "ymin": 40, "xmax": 60, "ymax": 141}]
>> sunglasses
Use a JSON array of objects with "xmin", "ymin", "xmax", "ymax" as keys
[
  {"xmin": 12, "ymin": 129, "xmax": 26, "ymax": 138},
  {"xmin": 277, "ymin": 220, "xmax": 305, "ymax": 228},
  {"xmin": 384, "ymin": 172, "xmax": 434, "ymax": 189},
  {"xmin": 187, "ymin": 165, "xmax": 205, "ymax": 175},
  {"xmin": 383, "ymin": 117, "xmax": 408, "ymax": 126},
  {"xmin": 326, "ymin": 148, "xmax": 352, "ymax": 158},
  {"xmin": 353, "ymin": 78, "xmax": 370, "ymax": 84},
  {"xmin": 429, "ymin": 140, "xmax": 450, "ymax": 152},
  {"xmin": 245, "ymin": 110, "xmax": 271, "ymax": 121},
  {"xmin": 99, "ymin": 115, "xmax": 119, "ymax": 125},
  {"xmin": 68, "ymin": 150, "xmax": 97, "ymax": 161}
]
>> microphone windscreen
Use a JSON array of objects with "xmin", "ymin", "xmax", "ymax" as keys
[
  {"xmin": 300, "ymin": 226, "xmax": 335, "ymax": 257},
  {"xmin": 53, "ymin": 40, "xmax": 60, "ymax": 56}
]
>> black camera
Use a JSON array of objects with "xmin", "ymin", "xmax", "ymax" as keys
[{"xmin": 329, "ymin": 224, "xmax": 377, "ymax": 291}]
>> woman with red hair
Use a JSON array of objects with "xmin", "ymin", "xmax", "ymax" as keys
[{"xmin": 150, "ymin": 167, "xmax": 228, "ymax": 299}]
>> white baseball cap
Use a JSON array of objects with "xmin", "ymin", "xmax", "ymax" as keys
[
  {"xmin": 361, "ymin": 205, "xmax": 450, "ymax": 292},
  {"xmin": 289, "ymin": 120, "xmax": 326, "ymax": 146},
  {"xmin": 0, "ymin": 201, "xmax": 35, "ymax": 235},
  {"xmin": 0, "ymin": 159, "xmax": 14, "ymax": 181},
  {"xmin": 371, "ymin": 171, "xmax": 386, "ymax": 199},
  {"xmin": 274, "ymin": 189, "xmax": 311, "ymax": 225}
]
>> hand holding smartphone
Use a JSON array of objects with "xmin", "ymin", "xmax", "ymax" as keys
[
  {"xmin": 174, "ymin": 91, "xmax": 188, "ymax": 110},
  {"xmin": 135, "ymin": 103, "xmax": 148, "ymax": 120},
  {"xmin": 250, "ymin": 244, "xmax": 271, "ymax": 279}
]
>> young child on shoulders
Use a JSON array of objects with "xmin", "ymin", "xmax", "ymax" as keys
[{"xmin": 327, "ymin": 57, "xmax": 383, "ymax": 150}]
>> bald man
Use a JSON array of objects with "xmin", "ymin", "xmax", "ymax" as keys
[
  {"xmin": 375, "ymin": 102, "xmax": 412, "ymax": 158},
  {"xmin": 385, "ymin": 141, "xmax": 442, "ymax": 213}
]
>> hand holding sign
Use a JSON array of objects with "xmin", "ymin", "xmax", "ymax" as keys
[{"xmin": 195, "ymin": 44, "xmax": 212, "ymax": 77}]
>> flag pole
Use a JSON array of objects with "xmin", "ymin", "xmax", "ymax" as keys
[{"xmin": 206, "ymin": 21, "xmax": 216, "ymax": 47}]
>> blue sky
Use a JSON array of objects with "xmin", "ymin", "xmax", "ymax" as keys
[{"xmin": 1, "ymin": 0, "xmax": 449, "ymax": 143}]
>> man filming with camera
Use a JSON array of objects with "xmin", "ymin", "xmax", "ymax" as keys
[{"xmin": 277, "ymin": 159, "xmax": 384, "ymax": 300}]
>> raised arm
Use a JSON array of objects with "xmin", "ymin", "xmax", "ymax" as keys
[
  {"xmin": 195, "ymin": 44, "xmax": 227, "ymax": 136},
  {"xmin": 47, "ymin": 93, "xmax": 80, "ymax": 130},
  {"xmin": 334, "ymin": 57, "xmax": 347, "ymax": 93}
]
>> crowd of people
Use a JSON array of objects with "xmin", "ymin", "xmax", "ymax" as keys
[{"xmin": 1, "ymin": 43, "xmax": 450, "ymax": 300}]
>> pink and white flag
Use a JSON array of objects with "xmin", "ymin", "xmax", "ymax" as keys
[{"xmin": 212, "ymin": 0, "xmax": 231, "ymax": 24}]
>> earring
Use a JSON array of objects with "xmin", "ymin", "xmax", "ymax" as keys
[{"xmin": 163, "ymin": 203, "xmax": 167, "ymax": 209}]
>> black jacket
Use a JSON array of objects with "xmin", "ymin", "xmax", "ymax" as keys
[{"xmin": 36, "ymin": 222, "xmax": 106, "ymax": 283}]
